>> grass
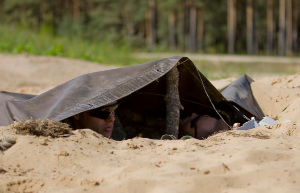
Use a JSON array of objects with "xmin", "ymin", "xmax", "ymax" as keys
[
  {"xmin": 132, "ymin": 53, "xmax": 300, "ymax": 79},
  {"xmin": 1, "ymin": 25, "xmax": 298, "ymax": 79},
  {"xmin": 0, "ymin": 25, "xmax": 138, "ymax": 66},
  {"xmin": 193, "ymin": 60, "xmax": 299, "ymax": 79}
]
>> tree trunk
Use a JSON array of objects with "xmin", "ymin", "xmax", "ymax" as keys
[
  {"xmin": 145, "ymin": 6, "xmax": 150, "ymax": 46},
  {"xmin": 189, "ymin": 0, "xmax": 197, "ymax": 52},
  {"xmin": 266, "ymin": 0, "xmax": 274, "ymax": 55},
  {"xmin": 253, "ymin": 0, "xmax": 259, "ymax": 54},
  {"xmin": 227, "ymin": 0, "xmax": 236, "ymax": 54},
  {"xmin": 278, "ymin": 0, "xmax": 286, "ymax": 56},
  {"xmin": 292, "ymin": 0, "xmax": 298, "ymax": 55},
  {"xmin": 247, "ymin": 0, "xmax": 254, "ymax": 55},
  {"xmin": 72, "ymin": 0, "xmax": 80, "ymax": 21},
  {"xmin": 197, "ymin": 7, "xmax": 204, "ymax": 52},
  {"xmin": 82, "ymin": 0, "xmax": 92, "ymax": 24},
  {"xmin": 184, "ymin": 0, "xmax": 190, "ymax": 51},
  {"xmin": 39, "ymin": 0, "xmax": 46, "ymax": 27},
  {"xmin": 0, "ymin": 0, "xmax": 2, "ymax": 24},
  {"xmin": 286, "ymin": 0, "xmax": 293, "ymax": 56},
  {"xmin": 178, "ymin": 2, "xmax": 185, "ymax": 51},
  {"xmin": 235, "ymin": 1, "xmax": 244, "ymax": 53},
  {"xmin": 168, "ymin": 9, "xmax": 176, "ymax": 51},
  {"xmin": 0, "ymin": 0, "xmax": 5, "ymax": 25},
  {"xmin": 165, "ymin": 66, "xmax": 180, "ymax": 138},
  {"xmin": 138, "ymin": 22, "xmax": 145, "ymax": 45},
  {"xmin": 146, "ymin": 0, "xmax": 156, "ymax": 51},
  {"xmin": 52, "ymin": 0, "xmax": 64, "ymax": 35},
  {"xmin": 121, "ymin": 8, "xmax": 134, "ymax": 37}
]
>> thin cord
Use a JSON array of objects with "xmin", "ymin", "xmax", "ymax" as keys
[
  {"xmin": 182, "ymin": 59, "xmax": 251, "ymax": 127},
  {"xmin": 153, "ymin": 58, "xmax": 250, "ymax": 129},
  {"xmin": 177, "ymin": 58, "xmax": 190, "ymax": 66},
  {"xmin": 193, "ymin": 66, "xmax": 233, "ymax": 129}
]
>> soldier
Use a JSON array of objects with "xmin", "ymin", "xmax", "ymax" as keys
[
  {"xmin": 179, "ymin": 113, "xmax": 230, "ymax": 140},
  {"xmin": 70, "ymin": 101, "xmax": 119, "ymax": 139}
]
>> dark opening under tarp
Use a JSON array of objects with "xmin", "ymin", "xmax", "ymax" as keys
[{"xmin": 0, "ymin": 56, "xmax": 263, "ymax": 138}]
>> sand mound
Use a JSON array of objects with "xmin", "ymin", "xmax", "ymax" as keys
[
  {"xmin": 0, "ymin": 54, "xmax": 299, "ymax": 192},
  {"xmin": 251, "ymin": 74, "xmax": 300, "ymax": 123}
]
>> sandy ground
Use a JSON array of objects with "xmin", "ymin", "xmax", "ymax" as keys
[{"xmin": 0, "ymin": 54, "xmax": 299, "ymax": 193}]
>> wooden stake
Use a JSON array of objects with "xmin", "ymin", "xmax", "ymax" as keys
[{"xmin": 165, "ymin": 65, "xmax": 180, "ymax": 138}]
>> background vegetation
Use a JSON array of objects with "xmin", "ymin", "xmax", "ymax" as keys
[{"xmin": 0, "ymin": 0, "xmax": 299, "ymax": 77}]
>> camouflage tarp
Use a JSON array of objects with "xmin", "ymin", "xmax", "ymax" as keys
[{"xmin": 0, "ymin": 56, "xmax": 262, "ymax": 138}]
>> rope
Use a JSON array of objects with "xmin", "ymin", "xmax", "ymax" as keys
[{"xmin": 194, "ymin": 67, "xmax": 233, "ymax": 129}]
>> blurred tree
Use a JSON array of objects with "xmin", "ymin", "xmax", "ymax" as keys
[
  {"xmin": 278, "ymin": 0, "xmax": 286, "ymax": 56},
  {"xmin": 247, "ymin": 0, "xmax": 254, "ymax": 55},
  {"xmin": 227, "ymin": 0, "xmax": 236, "ymax": 54},
  {"xmin": 197, "ymin": 6, "xmax": 204, "ymax": 52},
  {"xmin": 0, "ymin": 0, "xmax": 4, "ymax": 24},
  {"xmin": 160, "ymin": 0, "xmax": 180, "ymax": 51},
  {"xmin": 203, "ymin": 0, "xmax": 227, "ymax": 53},
  {"xmin": 266, "ymin": 0, "xmax": 274, "ymax": 55},
  {"xmin": 184, "ymin": 0, "xmax": 190, "ymax": 51},
  {"xmin": 72, "ymin": 0, "xmax": 80, "ymax": 21},
  {"xmin": 168, "ymin": 8, "xmax": 176, "ymax": 51},
  {"xmin": 235, "ymin": 1, "xmax": 246, "ymax": 54},
  {"xmin": 292, "ymin": 0, "xmax": 298, "ymax": 55},
  {"xmin": 0, "ymin": 0, "xmax": 299, "ymax": 56},
  {"xmin": 253, "ymin": 0, "xmax": 259, "ymax": 54},
  {"xmin": 189, "ymin": 0, "xmax": 197, "ymax": 52},
  {"xmin": 177, "ymin": 1, "xmax": 185, "ymax": 51},
  {"xmin": 286, "ymin": 0, "xmax": 293, "ymax": 56},
  {"xmin": 146, "ymin": 0, "xmax": 157, "ymax": 51}
]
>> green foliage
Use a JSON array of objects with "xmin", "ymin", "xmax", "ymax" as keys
[
  {"xmin": 0, "ymin": 26, "xmax": 136, "ymax": 66},
  {"xmin": 0, "ymin": 0, "xmax": 299, "ymax": 57}
]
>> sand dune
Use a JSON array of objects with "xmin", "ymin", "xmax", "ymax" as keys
[{"xmin": 0, "ymin": 54, "xmax": 299, "ymax": 193}]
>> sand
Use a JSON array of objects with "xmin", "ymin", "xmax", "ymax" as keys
[{"xmin": 0, "ymin": 54, "xmax": 299, "ymax": 193}]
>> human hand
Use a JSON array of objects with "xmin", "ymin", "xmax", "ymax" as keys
[{"xmin": 232, "ymin": 123, "xmax": 240, "ymax": 130}]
